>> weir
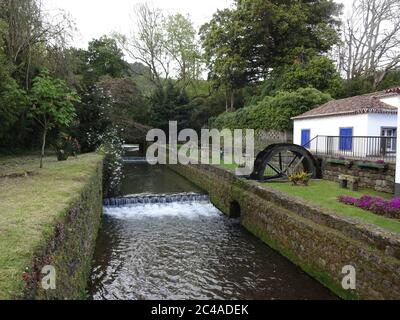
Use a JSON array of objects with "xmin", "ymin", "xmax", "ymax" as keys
[
  {"xmin": 104, "ymin": 193, "xmax": 210, "ymax": 207},
  {"xmin": 121, "ymin": 156, "xmax": 148, "ymax": 164}
]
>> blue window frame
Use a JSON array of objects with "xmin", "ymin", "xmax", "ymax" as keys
[
  {"xmin": 339, "ymin": 128, "xmax": 353, "ymax": 151},
  {"xmin": 301, "ymin": 129, "xmax": 311, "ymax": 149}
]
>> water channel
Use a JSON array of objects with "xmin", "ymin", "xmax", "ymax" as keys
[{"xmin": 89, "ymin": 163, "xmax": 336, "ymax": 300}]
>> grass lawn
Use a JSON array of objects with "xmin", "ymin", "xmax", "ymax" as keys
[
  {"xmin": 0, "ymin": 153, "xmax": 103, "ymax": 299},
  {"xmin": 264, "ymin": 180, "xmax": 400, "ymax": 234},
  {"xmin": 218, "ymin": 162, "xmax": 238, "ymax": 170}
]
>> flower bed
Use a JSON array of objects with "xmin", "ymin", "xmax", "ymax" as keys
[{"xmin": 338, "ymin": 195, "xmax": 400, "ymax": 219}]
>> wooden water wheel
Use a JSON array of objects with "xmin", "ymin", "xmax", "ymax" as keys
[{"xmin": 249, "ymin": 143, "xmax": 321, "ymax": 181}]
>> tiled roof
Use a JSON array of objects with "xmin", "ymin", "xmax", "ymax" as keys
[{"xmin": 292, "ymin": 88, "xmax": 399, "ymax": 120}]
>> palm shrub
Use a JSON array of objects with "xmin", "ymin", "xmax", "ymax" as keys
[{"xmin": 288, "ymin": 171, "xmax": 312, "ymax": 186}]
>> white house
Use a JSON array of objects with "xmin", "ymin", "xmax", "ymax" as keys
[{"xmin": 292, "ymin": 88, "xmax": 400, "ymax": 159}]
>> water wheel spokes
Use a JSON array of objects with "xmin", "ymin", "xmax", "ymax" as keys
[{"xmin": 250, "ymin": 144, "xmax": 321, "ymax": 182}]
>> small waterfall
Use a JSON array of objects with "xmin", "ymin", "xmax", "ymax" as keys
[
  {"xmin": 122, "ymin": 157, "xmax": 149, "ymax": 164},
  {"xmin": 104, "ymin": 193, "xmax": 210, "ymax": 207}
]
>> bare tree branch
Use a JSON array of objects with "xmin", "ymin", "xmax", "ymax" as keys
[{"xmin": 335, "ymin": 0, "xmax": 400, "ymax": 88}]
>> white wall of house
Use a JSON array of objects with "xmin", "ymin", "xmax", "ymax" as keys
[
  {"xmin": 381, "ymin": 96, "xmax": 400, "ymax": 191},
  {"xmin": 294, "ymin": 113, "xmax": 398, "ymax": 157},
  {"xmin": 381, "ymin": 96, "xmax": 400, "ymax": 108},
  {"xmin": 367, "ymin": 114, "xmax": 397, "ymax": 136},
  {"xmin": 293, "ymin": 113, "xmax": 370, "ymax": 146}
]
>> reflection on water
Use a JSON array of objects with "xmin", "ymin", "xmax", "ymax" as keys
[
  {"xmin": 121, "ymin": 164, "xmax": 203, "ymax": 196},
  {"xmin": 89, "ymin": 164, "xmax": 336, "ymax": 300}
]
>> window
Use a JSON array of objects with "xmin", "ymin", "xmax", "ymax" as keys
[
  {"xmin": 339, "ymin": 128, "xmax": 353, "ymax": 151},
  {"xmin": 381, "ymin": 127, "xmax": 397, "ymax": 153},
  {"xmin": 301, "ymin": 129, "xmax": 311, "ymax": 149}
]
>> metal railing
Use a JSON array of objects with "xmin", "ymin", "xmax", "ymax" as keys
[{"xmin": 305, "ymin": 135, "xmax": 397, "ymax": 162}]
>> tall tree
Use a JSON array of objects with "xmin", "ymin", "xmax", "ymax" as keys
[
  {"xmin": 200, "ymin": 9, "xmax": 247, "ymax": 111},
  {"xmin": 86, "ymin": 36, "xmax": 127, "ymax": 79},
  {"xmin": 164, "ymin": 13, "xmax": 203, "ymax": 86},
  {"xmin": 263, "ymin": 49, "xmax": 342, "ymax": 97},
  {"xmin": 200, "ymin": 0, "xmax": 342, "ymax": 109},
  {"xmin": 0, "ymin": 20, "xmax": 27, "ymax": 141},
  {"xmin": 337, "ymin": 0, "xmax": 400, "ymax": 88},
  {"xmin": 29, "ymin": 70, "xmax": 80, "ymax": 168},
  {"xmin": 116, "ymin": 3, "xmax": 169, "ymax": 89},
  {"xmin": 0, "ymin": 0, "xmax": 74, "ymax": 89}
]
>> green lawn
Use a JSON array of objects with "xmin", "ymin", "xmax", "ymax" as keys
[
  {"xmin": 218, "ymin": 162, "xmax": 239, "ymax": 170},
  {"xmin": 265, "ymin": 180, "xmax": 400, "ymax": 234},
  {"xmin": 0, "ymin": 153, "xmax": 103, "ymax": 299}
]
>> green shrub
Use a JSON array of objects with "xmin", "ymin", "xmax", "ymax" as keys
[
  {"xmin": 54, "ymin": 133, "xmax": 81, "ymax": 161},
  {"xmin": 288, "ymin": 171, "xmax": 312, "ymax": 186},
  {"xmin": 209, "ymin": 88, "xmax": 331, "ymax": 131}
]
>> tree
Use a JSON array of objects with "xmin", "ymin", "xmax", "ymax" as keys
[
  {"xmin": 263, "ymin": 49, "xmax": 342, "ymax": 97},
  {"xmin": 116, "ymin": 3, "xmax": 169, "ymax": 89},
  {"xmin": 29, "ymin": 70, "xmax": 80, "ymax": 168},
  {"xmin": 0, "ymin": 20, "xmax": 27, "ymax": 141},
  {"xmin": 149, "ymin": 80, "xmax": 190, "ymax": 132},
  {"xmin": 164, "ymin": 13, "xmax": 203, "ymax": 86},
  {"xmin": 337, "ymin": 0, "xmax": 400, "ymax": 88},
  {"xmin": 0, "ymin": 0, "xmax": 74, "ymax": 89},
  {"xmin": 200, "ymin": 9, "xmax": 247, "ymax": 111},
  {"xmin": 74, "ymin": 84, "xmax": 113, "ymax": 152},
  {"xmin": 200, "ymin": 0, "xmax": 342, "ymax": 109},
  {"xmin": 96, "ymin": 76, "xmax": 149, "ymax": 125},
  {"xmin": 86, "ymin": 36, "xmax": 128, "ymax": 79}
]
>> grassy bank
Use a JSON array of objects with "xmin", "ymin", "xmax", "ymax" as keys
[
  {"xmin": 0, "ymin": 153, "xmax": 103, "ymax": 299},
  {"xmin": 265, "ymin": 180, "xmax": 400, "ymax": 234}
]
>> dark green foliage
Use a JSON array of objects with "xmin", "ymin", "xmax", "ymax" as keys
[
  {"xmin": 85, "ymin": 36, "xmax": 128, "ymax": 80},
  {"xmin": 0, "ymin": 20, "xmax": 28, "ymax": 141},
  {"xmin": 29, "ymin": 69, "xmax": 80, "ymax": 167},
  {"xmin": 149, "ymin": 81, "xmax": 191, "ymax": 132},
  {"xmin": 378, "ymin": 70, "xmax": 400, "ymax": 91},
  {"xmin": 201, "ymin": 0, "xmax": 342, "ymax": 87},
  {"xmin": 210, "ymin": 88, "xmax": 331, "ymax": 131},
  {"xmin": 0, "ymin": 72, "xmax": 27, "ymax": 140},
  {"xmin": 75, "ymin": 85, "xmax": 113, "ymax": 152},
  {"xmin": 96, "ymin": 76, "xmax": 149, "ymax": 124},
  {"xmin": 336, "ymin": 70, "xmax": 400, "ymax": 99},
  {"xmin": 262, "ymin": 50, "xmax": 343, "ymax": 98}
]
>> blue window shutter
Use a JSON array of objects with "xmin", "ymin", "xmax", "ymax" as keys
[
  {"xmin": 339, "ymin": 128, "xmax": 353, "ymax": 151},
  {"xmin": 301, "ymin": 129, "xmax": 311, "ymax": 148}
]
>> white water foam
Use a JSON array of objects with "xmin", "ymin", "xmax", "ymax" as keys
[{"xmin": 104, "ymin": 201, "xmax": 222, "ymax": 220}]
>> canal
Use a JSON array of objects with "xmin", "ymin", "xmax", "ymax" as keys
[{"xmin": 89, "ymin": 163, "xmax": 336, "ymax": 300}]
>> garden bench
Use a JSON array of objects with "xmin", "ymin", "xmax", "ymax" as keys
[{"xmin": 338, "ymin": 174, "xmax": 359, "ymax": 191}]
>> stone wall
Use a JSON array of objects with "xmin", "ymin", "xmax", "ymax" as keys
[
  {"xmin": 169, "ymin": 164, "xmax": 400, "ymax": 300},
  {"xmin": 23, "ymin": 159, "xmax": 103, "ymax": 300},
  {"xmin": 253, "ymin": 130, "xmax": 293, "ymax": 155},
  {"xmin": 319, "ymin": 156, "xmax": 395, "ymax": 194}
]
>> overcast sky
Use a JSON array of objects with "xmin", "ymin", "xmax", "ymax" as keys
[
  {"xmin": 43, "ymin": 0, "xmax": 234, "ymax": 48},
  {"xmin": 43, "ymin": 0, "xmax": 352, "ymax": 49}
]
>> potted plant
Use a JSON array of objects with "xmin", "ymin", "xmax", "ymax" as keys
[
  {"xmin": 356, "ymin": 160, "xmax": 387, "ymax": 170},
  {"xmin": 327, "ymin": 157, "xmax": 353, "ymax": 168}
]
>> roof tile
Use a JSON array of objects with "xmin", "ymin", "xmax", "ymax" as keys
[{"xmin": 292, "ymin": 89, "xmax": 399, "ymax": 120}]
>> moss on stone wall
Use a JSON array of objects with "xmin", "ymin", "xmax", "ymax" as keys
[
  {"xmin": 23, "ymin": 159, "xmax": 103, "ymax": 300},
  {"xmin": 320, "ymin": 156, "xmax": 395, "ymax": 194},
  {"xmin": 169, "ymin": 164, "xmax": 400, "ymax": 300}
]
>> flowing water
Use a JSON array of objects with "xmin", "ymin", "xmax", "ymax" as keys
[{"xmin": 89, "ymin": 163, "xmax": 336, "ymax": 300}]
